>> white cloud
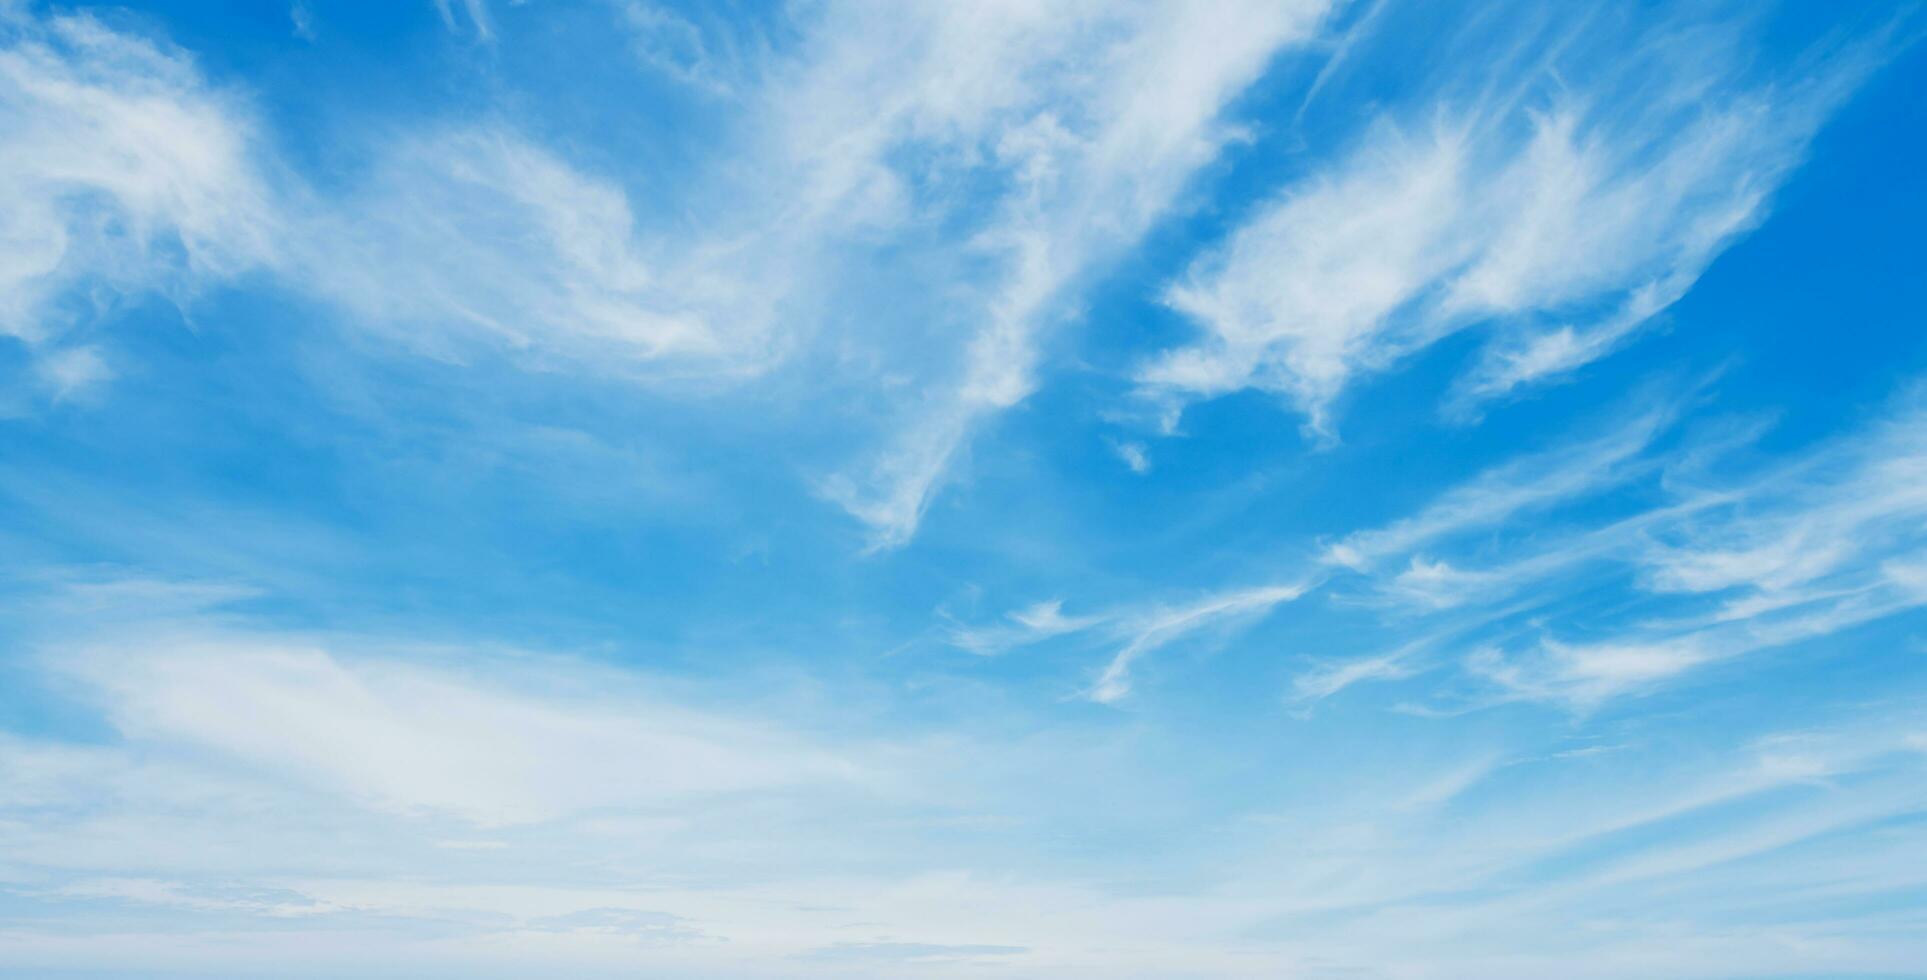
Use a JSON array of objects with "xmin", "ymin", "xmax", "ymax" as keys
[
  {"xmin": 1145, "ymin": 117, "xmax": 1472, "ymax": 433},
  {"xmin": 306, "ymin": 128, "xmax": 779, "ymax": 377},
  {"xmin": 1386, "ymin": 556, "xmax": 1504, "ymax": 609},
  {"xmin": 1116, "ymin": 379, "xmax": 1927, "ymax": 710},
  {"xmin": 289, "ymin": 2, "xmax": 316, "ymax": 42},
  {"xmin": 944, "ymin": 597, "xmax": 1106, "ymax": 656},
  {"xmin": 0, "ymin": 11, "xmax": 792, "ymax": 399},
  {"xmin": 55, "ymin": 633, "xmax": 856, "ymax": 825},
  {"xmin": 1109, "ymin": 439, "xmax": 1151, "ymax": 475},
  {"xmin": 1423, "ymin": 388, "xmax": 1927, "ymax": 706},
  {"xmin": 944, "ymin": 580, "xmax": 1314, "ymax": 702},
  {"xmin": 6, "ymin": 599, "xmax": 1927, "ymax": 977},
  {"xmin": 432, "ymin": 0, "xmax": 494, "ymax": 41},
  {"xmin": 0, "ymin": 11, "xmax": 277, "ymax": 347},
  {"xmin": 951, "ymin": 394, "xmax": 1684, "ymax": 706},
  {"xmin": 2, "ymin": 3, "xmax": 1334, "ymax": 537},
  {"xmin": 1637, "ymin": 396, "xmax": 1927, "ymax": 602},
  {"xmin": 1642, "ymin": 529, "xmax": 1853, "ymax": 597},
  {"xmin": 618, "ymin": 2, "xmax": 753, "ymax": 98},
  {"xmin": 810, "ymin": 0, "xmax": 1332, "ymax": 547},
  {"xmin": 34, "ymin": 342, "xmax": 112, "ymax": 399},
  {"xmin": 1138, "ymin": 14, "xmax": 1880, "ymax": 431},
  {"xmin": 0, "ymin": 3, "xmax": 1318, "ymax": 547},
  {"xmin": 1089, "ymin": 582, "xmax": 1311, "ymax": 703},
  {"xmin": 1322, "ymin": 399, "xmax": 1677, "ymax": 572},
  {"xmin": 1468, "ymin": 637, "xmax": 1715, "ymax": 707},
  {"xmin": 1288, "ymin": 647, "xmax": 1417, "ymax": 704}
]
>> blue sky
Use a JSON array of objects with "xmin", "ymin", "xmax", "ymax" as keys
[{"xmin": 2, "ymin": 1, "xmax": 1926, "ymax": 976}]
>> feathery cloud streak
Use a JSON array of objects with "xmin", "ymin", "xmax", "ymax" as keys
[
  {"xmin": 1139, "ymin": 9, "xmax": 1886, "ymax": 433},
  {"xmin": 811, "ymin": 0, "xmax": 1333, "ymax": 546},
  {"xmin": 0, "ymin": 10, "xmax": 275, "ymax": 393}
]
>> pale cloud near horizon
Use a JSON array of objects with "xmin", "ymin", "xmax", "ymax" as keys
[
  {"xmin": 54, "ymin": 634, "xmax": 858, "ymax": 825},
  {"xmin": 4, "ymin": 590, "xmax": 1923, "ymax": 977},
  {"xmin": 4, "ymin": 573, "xmax": 1923, "ymax": 978}
]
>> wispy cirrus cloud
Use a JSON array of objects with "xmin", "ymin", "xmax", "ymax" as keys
[
  {"xmin": 982, "ymin": 373, "xmax": 1927, "ymax": 712},
  {"xmin": 1320, "ymin": 395, "xmax": 1684, "ymax": 573},
  {"xmin": 431, "ymin": 0, "xmax": 493, "ymax": 41},
  {"xmin": 0, "ymin": 10, "xmax": 277, "ymax": 393},
  {"xmin": 946, "ymin": 388, "xmax": 1687, "ymax": 704},
  {"xmin": 947, "ymin": 580, "xmax": 1316, "ymax": 703},
  {"xmin": 306, "ymin": 127, "xmax": 786, "ymax": 379},
  {"xmin": 3, "ymin": 2, "xmax": 1337, "ymax": 548},
  {"xmin": 1087, "ymin": 582, "xmax": 1314, "ymax": 703},
  {"xmin": 808, "ymin": 0, "xmax": 1334, "ymax": 547},
  {"xmin": 617, "ymin": 2, "xmax": 760, "ymax": 99},
  {"xmin": 0, "ymin": 11, "xmax": 787, "ymax": 396},
  {"xmin": 1137, "ymin": 7, "xmax": 1890, "ymax": 434},
  {"xmin": 1458, "ymin": 388, "xmax": 1927, "ymax": 706},
  {"xmin": 1298, "ymin": 381, "xmax": 1927, "ymax": 709}
]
